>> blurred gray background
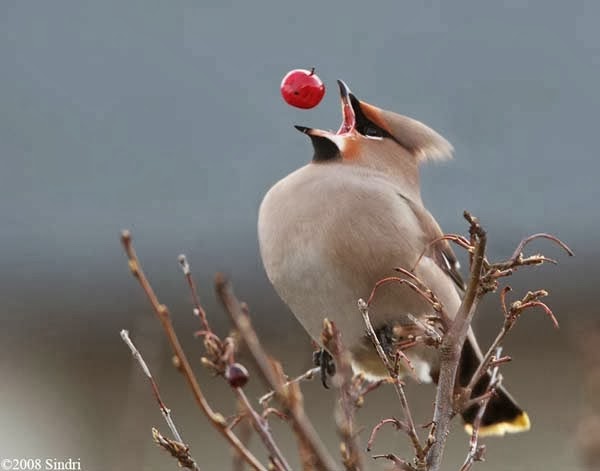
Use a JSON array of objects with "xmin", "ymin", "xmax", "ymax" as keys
[{"xmin": 0, "ymin": 1, "xmax": 597, "ymax": 470}]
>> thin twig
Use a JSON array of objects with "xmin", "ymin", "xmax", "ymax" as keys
[
  {"xmin": 372, "ymin": 453, "xmax": 416, "ymax": 471},
  {"xmin": 367, "ymin": 418, "xmax": 408, "ymax": 452},
  {"xmin": 262, "ymin": 407, "xmax": 289, "ymax": 421},
  {"xmin": 509, "ymin": 233, "xmax": 574, "ymax": 261},
  {"xmin": 234, "ymin": 388, "xmax": 292, "ymax": 471},
  {"xmin": 460, "ymin": 348, "xmax": 503, "ymax": 471},
  {"xmin": 466, "ymin": 328, "xmax": 508, "ymax": 396},
  {"xmin": 120, "ymin": 231, "xmax": 267, "ymax": 471},
  {"xmin": 358, "ymin": 298, "xmax": 424, "ymax": 463},
  {"xmin": 322, "ymin": 319, "xmax": 364, "ymax": 471},
  {"xmin": 232, "ymin": 407, "xmax": 253, "ymax": 471},
  {"xmin": 366, "ymin": 275, "xmax": 445, "ymax": 321},
  {"xmin": 120, "ymin": 329, "xmax": 200, "ymax": 471},
  {"xmin": 259, "ymin": 367, "xmax": 320, "ymax": 406},
  {"xmin": 467, "ymin": 289, "xmax": 558, "ymax": 394},
  {"xmin": 215, "ymin": 274, "xmax": 339, "ymax": 471},
  {"xmin": 412, "ymin": 234, "xmax": 473, "ymax": 273},
  {"xmin": 177, "ymin": 255, "xmax": 290, "ymax": 470},
  {"xmin": 178, "ymin": 255, "xmax": 211, "ymax": 332},
  {"xmin": 152, "ymin": 428, "xmax": 200, "ymax": 471},
  {"xmin": 406, "ymin": 313, "xmax": 443, "ymax": 345}
]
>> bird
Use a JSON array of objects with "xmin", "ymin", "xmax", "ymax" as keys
[{"xmin": 258, "ymin": 79, "xmax": 530, "ymax": 436}]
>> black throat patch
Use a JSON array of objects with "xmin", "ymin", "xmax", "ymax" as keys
[{"xmin": 309, "ymin": 135, "xmax": 341, "ymax": 162}]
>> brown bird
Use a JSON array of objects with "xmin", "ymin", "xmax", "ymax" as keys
[{"xmin": 258, "ymin": 80, "xmax": 530, "ymax": 436}]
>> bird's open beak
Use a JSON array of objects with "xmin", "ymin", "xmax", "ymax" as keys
[
  {"xmin": 336, "ymin": 80, "xmax": 356, "ymax": 135},
  {"xmin": 295, "ymin": 79, "xmax": 357, "ymax": 139}
]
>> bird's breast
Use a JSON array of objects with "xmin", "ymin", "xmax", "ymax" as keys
[{"xmin": 258, "ymin": 164, "xmax": 435, "ymax": 351}]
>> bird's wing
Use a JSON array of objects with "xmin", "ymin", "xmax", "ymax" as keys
[{"xmin": 401, "ymin": 194, "xmax": 466, "ymax": 292}]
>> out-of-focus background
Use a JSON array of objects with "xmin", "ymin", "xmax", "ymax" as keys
[{"xmin": 1, "ymin": 1, "xmax": 597, "ymax": 470}]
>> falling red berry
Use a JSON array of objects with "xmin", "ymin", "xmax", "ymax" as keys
[{"xmin": 280, "ymin": 68, "xmax": 325, "ymax": 109}]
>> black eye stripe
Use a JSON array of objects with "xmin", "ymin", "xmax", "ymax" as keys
[
  {"xmin": 356, "ymin": 120, "xmax": 392, "ymax": 138},
  {"xmin": 309, "ymin": 135, "xmax": 341, "ymax": 162},
  {"xmin": 349, "ymin": 95, "xmax": 393, "ymax": 139},
  {"xmin": 363, "ymin": 125, "xmax": 384, "ymax": 137}
]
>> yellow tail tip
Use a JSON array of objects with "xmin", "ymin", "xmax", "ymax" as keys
[{"xmin": 464, "ymin": 411, "xmax": 531, "ymax": 437}]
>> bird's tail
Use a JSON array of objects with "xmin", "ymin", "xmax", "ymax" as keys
[{"xmin": 458, "ymin": 337, "xmax": 531, "ymax": 436}]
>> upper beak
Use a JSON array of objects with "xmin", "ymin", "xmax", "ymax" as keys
[{"xmin": 295, "ymin": 79, "xmax": 357, "ymax": 138}]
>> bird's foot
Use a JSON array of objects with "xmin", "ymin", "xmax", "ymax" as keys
[
  {"xmin": 375, "ymin": 324, "xmax": 396, "ymax": 356},
  {"xmin": 313, "ymin": 349, "xmax": 336, "ymax": 389}
]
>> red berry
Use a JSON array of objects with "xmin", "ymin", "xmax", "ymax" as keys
[
  {"xmin": 280, "ymin": 68, "xmax": 325, "ymax": 109},
  {"xmin": 225, "ymin": 362, "xmax": 249, "ymax": 388}
]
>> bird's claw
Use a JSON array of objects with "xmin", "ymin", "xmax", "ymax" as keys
[{"xmin": 313, "ymin": 349, "xmax": 336, "ymax": 389}]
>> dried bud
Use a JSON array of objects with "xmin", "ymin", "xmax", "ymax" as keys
[
  {"xmin": 355, "ymin": 395, "xmax": 364, "ymax": 408},
  {"xmin": 225, "ymin": 362, "xmax": 249, "ymax": 388},
  {"xmin": 177, "ymin": 254, "xmax": 190, "ymax": 275}
]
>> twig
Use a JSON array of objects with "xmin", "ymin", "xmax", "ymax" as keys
[
  {"xmin": 120, "ymin": 231, "xmax": 267, "ymax": 471},
  {"xmin": 215, "ymin": 274, "xmax": 339, "ymax": 471},
  {"xmin": 466, "ymin": 331, "xmax": 507, "ymax": 397},
  {"xmin": 426, "ymin": 212, "xmax": 487, "ymax": 471},
  {"xmin": 120, "ymin": 329, "xmax": 200, "ymax": 471},
  {"xmin": 372, "ymin": 453, "xmax": 416, "ymax": 471},
  {"xmin": 460, "ymin": 348, "xmax": 503, "ymax": 471},
  {"xmin": 234, "ymin": 388, "xmax": 292, "ymax": 471},
  {"xmin": 358, "ymin": 299, "xmax": 424, "ymax": 464},
  {"xmin": 177, "ymin": 255, "xmax": 290, "ymax": 470},
  {"xmin": 259, "ymin": 367, "xmax": 320, "ymax": 406},
  {"xmin": 152, "ymin": 428, "xmax": 200, "ymax": 471},
  {"xmin": 262, "ymin": 407, "xmax": 289, "ymax": 421},
  {"xmin": 178, "ymin": 254, "xmax": 211, "ymax": 332},
  {"xmin": 467, "ymin": 288, "xmax": 558, "ymax": 394},
  {"xmin": 120, "ymin": 330, "xmax": 183, "ymax": 442},
  {"xmin": 232, "ymin": 408, "xmax": 253, "ymax": 471},
  {"xmin": 479, "ymin": 233, "xmax": 573, "ymax": 292},
  {"xmin": 509, "ymin": 233, "xmax": 573, "ymax": 261},
  {"xmin": 367, "ymin": 418, "xmax": 408, "ymax": 452},
  {"xmin": 406, "ymin": 313, "xmax": 443, "ymax": 345},
  {"xmin": 321, "ymin": 319, "xmax": 364, "ymax": 471},
  {"xmin": 366, "ymin": 274, "xmax": 447, "ymax": 323},
  {"xmin": 411, "ymin": 234, "xmax": 473, "ymax": 274}
]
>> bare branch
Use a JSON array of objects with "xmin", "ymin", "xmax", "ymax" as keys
[
  {"xmin": 321, "ymin": 319, "xmax": 364, "ymax": 471},
  {"xmin": 372, "ymin": 453, "xmax": 416, "ymax": 471},
  {"xmin": 120, "ymin": 329, "xmax": 200, "ymax": 470},
  {"xmin": 358, "ymin": 299, "xmax": 424, "ymax": 464},
  {"xmin": 121, "ymin": 210, "xmax": 571, "ymax": 471},
  {"xmin": 120, "ymin": 231, "xmax": 267, "ymax": 471},
  {"xmin": 215, "ymin": 274, "xmax": 339, "ymax": 471},
  {"xmin": 234, "ymin": 387, "xmax": 292, "ymax": 471},
  {"xmin": 178, "ymin": 254, "xmax": 291, "ymax": 470},
  {"xmin": 178, "ymin": 254, "xmax": 211, "ymax": 332},
  {"xmin": 152, "ymin": 428, "xmax": 200, "ymax": 471},
  {"xmin": 406, "ymin": 313, "xmax": 443, "ymax": 346},
  {"xmin": 366, "ymin": 274, "xmax": 447, "ymax": 324},
  {"xmin": 509, "ymin": 232, "xmax": 574, "ymax": 261},
  {"xmin": 427, "ymin": 211, "xmax": 487, "ymax": 471},
  {"xmin": 460, "ymin": 348, "xmax": 503, "ymax": 471},
  {"xmin": 411, "ymin": 234, "xmax": 473, "ymax": 273},
  {"xmin": 259, "ymin": 367, "xmax": 320, "ymax": 406},
  {"xmin": 367, "ymin": 418, "xmax": 408, "ymax": 452},
  {"xmin": 232, "ymin": 407, "xmax": 253, "ymax": 471}
]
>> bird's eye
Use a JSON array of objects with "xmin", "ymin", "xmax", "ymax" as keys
[{"xmin": 364, "ymin": 126, "xmax": 384, "ymax": 138}]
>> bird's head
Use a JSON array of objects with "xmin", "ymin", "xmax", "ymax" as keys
[{"xmin": 295, "ymin": 80, "xmax": 453, "ymax": 192}]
